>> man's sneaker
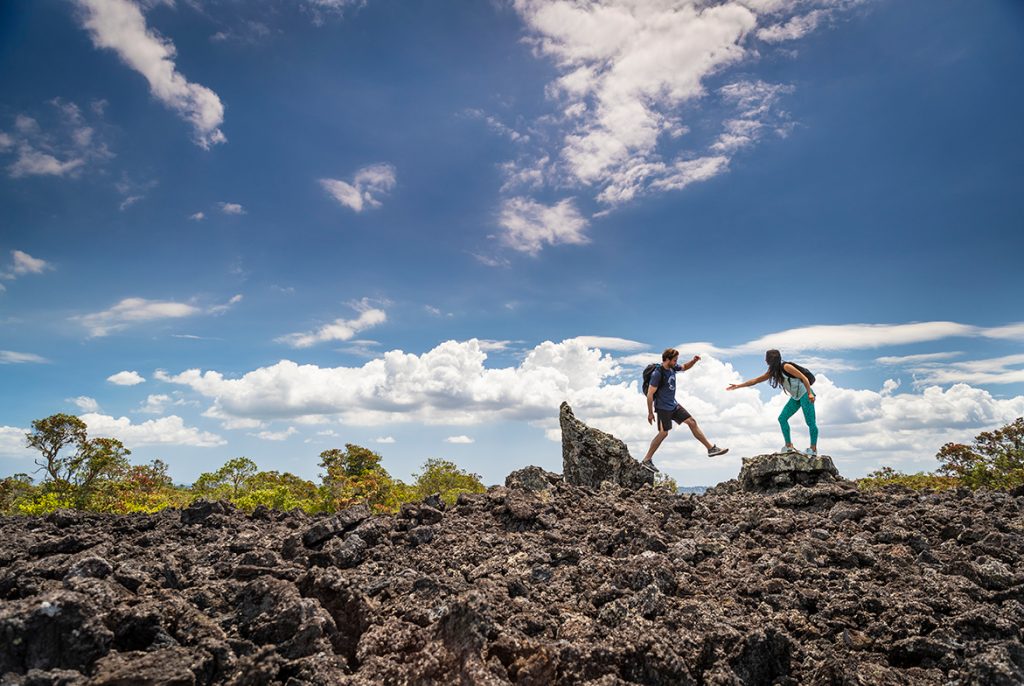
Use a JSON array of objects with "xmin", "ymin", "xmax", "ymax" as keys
[
  {"xmin": 804, "ymin": 447, "xmax": 818, "ymax": 457},
  {"xmin": 640, "ymin": 460, "xmax": 659, "ymax": 473},
  {"xmin": 780, "ymin": 445, "xmax": 799, "ymax": 454},
  {"xmin": 708, "ymin": 445, "xmax": 729, "ymax": 457}
]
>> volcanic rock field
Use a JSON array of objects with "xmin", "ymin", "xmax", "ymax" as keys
[{"xmin": 1, "ymin": 406, "xmax": 1023, "ymax": 685}]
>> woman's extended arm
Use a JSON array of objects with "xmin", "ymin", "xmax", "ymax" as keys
[
  {"xmin": 783, "ymin": 363, "xmax": 815, "ymax": 402},
  {"xmin": 726, "ymin": 371, "xmax": 771, "ymax": 391}
]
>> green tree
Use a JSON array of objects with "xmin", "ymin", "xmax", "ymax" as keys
[
  {"xmin": 936, "ymin": 417, "xmax": 1024, "ymax": 489},
  {"xmin": 25, "ymin": 413, "xmax": 88, "ymax": 484},
  {"xmin": 68, "ymin": 437, "xmax": 131, "ymax": 509},
  {"xmin": 319, "ymin": 445, "xmax": 396, "ymax": 512},
  {"xmin": 411, "ymin": 458, "xmax": 485, "ymax": 505}
]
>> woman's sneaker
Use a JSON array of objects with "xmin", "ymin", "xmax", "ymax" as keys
[
  {"xmin": 708, "ymin": 445, "xmax": 729, "ymax": 457},
  {"xmin": 804, "ymin": 447, "xmax": 818, "ymax": 457},
  {"xmin": 780, "ymin": 445, "xmax": 799, "ymax": 454},
  {"xmin": 640, "ymin": 460, "xmax": 659, "ymax": 473}
]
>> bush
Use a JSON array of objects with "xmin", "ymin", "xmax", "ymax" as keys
[
  {"xmin": 857, "ymin": 467, "xmax": 959, "ymax": 492},
  {"xmin": 411, "ymin": 458, "xmax": 485, "ymax": 505}
]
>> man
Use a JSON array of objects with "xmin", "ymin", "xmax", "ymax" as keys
[{"xmin": 642, "ymin": 348, "xmax": 728, "ymax": 472}]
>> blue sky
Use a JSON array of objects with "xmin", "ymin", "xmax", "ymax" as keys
[{"xmin": 1, "ymin": 0, "xmax": 1022, "ymax": 487}]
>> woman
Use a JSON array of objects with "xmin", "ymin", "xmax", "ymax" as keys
[{"xmin": 726, "ymin": 349, "xmax": 819, "ymax": 456}]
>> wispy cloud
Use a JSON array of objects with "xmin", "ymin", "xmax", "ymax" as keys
[
  {"xmin": 568, "ymin": 336, "xmax": 647, "ymax": 352},
  {"xmin": 375, "ymin": 436, "xmax": 395, "ymax": 444},
  {"xmin": 903, "ymin": 353, "xmax": 1024, "ymax": 387},
  {"xmin": 1, "ymin": 99, "xmax": 113, "ymax": 179},
  {"xmin": 1, "ymin": 250, "xmax": 53, "ymax": 288},
  {"xmin": 319, "ymin": 163, "xmax": 396, "ymax": 212},
  {"xmin": 251, "ymin": 426, "xmax": 298, "ymax": 441},
  {"xmin": 73, "ymin": 0, "xmax": 227, "ymax": 148},
  {"xmin": 445, "ymin": 435, "xmax": 474, "ymax": 444},
  {"xmin": 76, "ymin": 295, "xmax": 242, "ymax": 337},
  {"xmin": 277, "ymin": 301, "xmax": 387, "ymax": 348},
  {"xmin": 0, "ymin": 350, "xmax": 48, "ymax": 364},
  {"xmin": 189, "ymin": 211, "xmax": 205, "ymax": 221}
]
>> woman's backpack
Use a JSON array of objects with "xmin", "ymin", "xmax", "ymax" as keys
[{"xmin": 783, "ymin": 362, "xmax": 816, "ymax": 386}]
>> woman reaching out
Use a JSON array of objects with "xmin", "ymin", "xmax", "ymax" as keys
[{"xmin": 727, "ymin": 349, "xmax": 819, "ymax": 456}]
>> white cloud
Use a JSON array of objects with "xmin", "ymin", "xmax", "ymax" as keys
[
  {"xmin": 189, "ymin": 211, "xmax": 205, "ymax": 221},
  {"xmin": 2, "ymin": 99, "xmax": 113, "ymax": 179},
  {"xmin": 80, "ymin": 413, "xmax": 224, "ymax": 447},
  {"xmin": 74, "ymin": 0, "xmax": 227, "ymax": 148},
  {"xmin": 76, "ymin": 298, "xmax": 200, "ymax": 337},
  {"xmin": 218, "ymin": 202, "xmax": 245, "ymax": 215},
  {"xmin": 876, "ymin": 352, "xmax": 963, "ymax": 366},
  {"xmin": 251, "ymin": 426, "xmax": 298, "ymax": 441},
  {"xmin": 569, "ymin": 336, "xmax": 647, "ymax": 352},
  {"xmin": 319, "ymin": 163, "xmax": 396, "ymax": 212},
  {"xmin": 445, "ymin": 435, "xmax": 475, "ymax": 444},
  {"xmin": 137, "ymin": 393, "xmax": 190, "ymax": 414},
  {"xmin": 375, "ymin": 436, "xmax": 395, "ymax": 444},
  {"xmin": 498, "ymin": 196, "xmax": 589, "ymax": 254},
  {"xmin": 8, "ymin": 148, "xmax": 85, "ymax": 178},
  {"xmin": 209, "ymin": 293, "xmax": 243, "ymax": 315},
  {"xmin": 0, "ymin": 351, "xmax": 48, "ymax": 364},
  {"xmin": 0, "ymin": 426, "xmax": 35, "ymax": 459},
  {"xmin": 68, "ymin": 396, "xmax": 101, "ymax": 413},
  {"xmin": 9, "ymin": 250, "xmax": 51, "ymax": 276},
  {"xmin": 277, "ymin": 302, "xmax": 387, "ymax": 348},
  {"xmin": 695, "ymin": 321, "xmax": 1020, "ymax": 356},
  {"xmin": 108, "ymin": 370, "xmax": 146, "ymax": 385},
  {"xmin": 756, "ymin": 9, "xmax": 825, "ymax": 43},
  {"xmin": 904, "ymin": 354, "xmax": 1024, "ymax": 387}
]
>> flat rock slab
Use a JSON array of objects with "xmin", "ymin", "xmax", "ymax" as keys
[{"xmin": 739, "ymin": 452, "xmax": 842, "ymax": 492}]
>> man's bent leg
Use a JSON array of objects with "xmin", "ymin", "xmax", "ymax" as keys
[{"xmin": 683, "ymin": 418, "xmax": 713, "ymax": 450}]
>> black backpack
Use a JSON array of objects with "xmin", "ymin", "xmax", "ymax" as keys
[
  {"xmin": 783, "ymin": 362, "xmax": 816, "ymax": 386},
  {"xmin": 641, "ymin": 363, "xmax": 661, "ymax": 396}
]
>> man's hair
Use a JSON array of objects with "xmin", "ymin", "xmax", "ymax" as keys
[{"xmin": 662, "ymin": 348, "xmax": 679, "ymax": 361}]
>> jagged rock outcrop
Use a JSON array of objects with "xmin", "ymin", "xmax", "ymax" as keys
[
  {"xmin": 505, "ymin": 466, "xmax": 562, "ymax": 493},
  {"xmin": 560, "ymin": 401, "xmax": 653, "ymax": 490}
]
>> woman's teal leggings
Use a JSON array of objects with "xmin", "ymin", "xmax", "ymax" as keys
[{"xmin": 779, "ymin": 394, "xmax": 818, "ymax": 446}]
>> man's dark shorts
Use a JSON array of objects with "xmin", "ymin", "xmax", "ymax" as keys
[{"xmin": 656, "ymin": 406, "xmax": 692, "ymax": 431}]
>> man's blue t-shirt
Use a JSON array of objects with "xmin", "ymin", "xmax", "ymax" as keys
[{"xmin": 650, "ymin": 364, "xmax": 683, "ymax": 411}]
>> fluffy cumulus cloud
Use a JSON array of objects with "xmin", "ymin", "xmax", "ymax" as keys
[
  {"xmin": 154, "ymin": 335, "xmax": 1024, "ymax": 479},
  {"xmin": 445, "ymin": 435, "xmax": 475, "ymax": 444},
  {"xmin": 498, "ymin": 197, "xmax": 589, "ymax": 254},
  {"xmin": 108, "ymin": 370, "xmax": 146, "ymax": 386},
  {"xmin": 80, "ymin": 412, "xmax": 225, "ymax": 447},
  {"xmin": 319, "ymin": 163, "xmax": 397, "ymax": 212},
  {"xmin": 277, "ymin": 301, "xmax": 387, "ymax": 348},
  {"xmin": 218, "ymin": 202, "xmax": 245, "ymax": 215},
  {"xmin": 73, "ymin": 0, "xmax": 227, "ymax": 148},
  {"xmin": 1, "ymin": 250, "xmax": 53, "ymax": 287}
]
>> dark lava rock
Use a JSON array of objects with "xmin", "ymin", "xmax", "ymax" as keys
[
  {"xmin": 736, "ymin": 452, "xmax": 843, "ymax": 492},
  {"xmin": 505, "ymin": 466, "xmax": 562, "ymax": 492},
  {"xmin": 2, "ymin": 471, "xmax": 1024, "ymax": 685},
  {"xmin": 560, "ymin": 401, "xmax": 653, "ymax": 490}
]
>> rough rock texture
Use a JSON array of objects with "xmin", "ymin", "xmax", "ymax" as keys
[
  {"xmin": 560, "ymin": 402, "xmax": 653, "ymax": 490},
  {"xmin": 710, "ymin": 453, "xmax": 844, "ymax": 495},
  {"xmin": 2, "ymin": 482, "xmax": 1024, "ymax": 684}
]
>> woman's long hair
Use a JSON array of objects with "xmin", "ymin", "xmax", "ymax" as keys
[{"xmin": 766, "ymin": 349, "xmax": 785, "ymax": 389}]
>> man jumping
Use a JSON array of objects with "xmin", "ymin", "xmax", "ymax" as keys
[{"xmin": 642, "ymin": 348, "xmax": 728, "ymax": 473}]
